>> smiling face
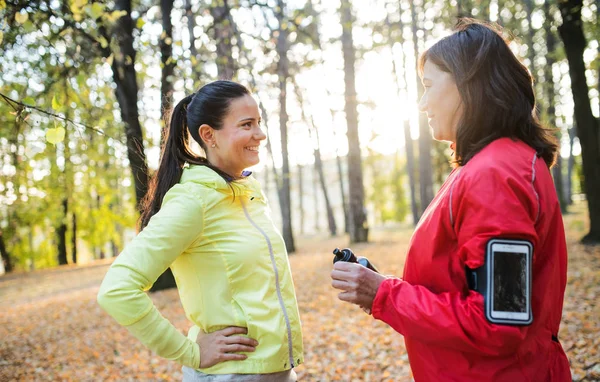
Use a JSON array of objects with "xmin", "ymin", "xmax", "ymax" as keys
[
  {"xmin": 200, "ymin": 94, "xmax": 266, "ymax": 177},
  {"xmin": 418, "ymin": 60, "xmax": 463, "ymax": 143}
]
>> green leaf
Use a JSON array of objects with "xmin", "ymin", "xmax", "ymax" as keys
[
  {"xmin": 104, "ymin": 10, "xmax": 127, "ymax": 23},
  {"xmin": 0, "ymin": 31, "xmax": 3, "ymax": 45},
  {"xmin": 15, "ymin": 12, "xmax": 28, "ymax": 24},
  {"xmin": 51, "ymin": 94, "xmax": 60, "ymax": 111},
  {"xmin": 98, "ymin": 36, "xmax": 109, "ymax": 48},
  {"xmin": 22, "ymin": 97, "xmax": 35, "ymax": 106},
  {"xmin": 136, "ymin": 18, "xmax": 145, "ymax": 29},
  {"xmin": 46, "ymin": 127, "xmax": 66, "ymax": 145},
  {"xmin": 85, "ymin": 3, "xmax": 105, "ymax": 20}
]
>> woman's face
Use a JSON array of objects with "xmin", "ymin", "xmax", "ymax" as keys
[
  {"xmin": 418, "ymin": 60, "xmax": 463, "ymax": 143},
  {"xmin": 203, "ymin": 94, "xmax": 266, "ymax": 177}
]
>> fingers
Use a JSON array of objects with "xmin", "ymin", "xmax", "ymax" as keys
[
  {"xmin": 338, "ymin": 291, "xmax": 357, "ymax": 303},
  {"xmin": 220, "ymin": 353, "xmax": 248, "ymax": 362},
  {"xmin": 224, "ymin": 343, "xmax": 257, "ymax": 353},
  {"xmin": 333, "ymin": 261, "xmax": 360, "ymax": 272},
  {"xmin": 331, "ymin": 279, "xmax": 353, "ymax": 291},
  {"xmin": 219, "ymin": 326, "xmax": 248, "ymax": 336},
  {"xmin": 330, "ymin": 269, "xmax": 350, "ymax": 281},
  {"xmin": 224, "ymin": 335, "xmax": 259, "ymax": 347}
]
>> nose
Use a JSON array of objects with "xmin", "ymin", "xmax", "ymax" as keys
[
  {"xmin": 255, "ymin": 126, "xmax": 267, "ymax": 141},
  {"xmin": 418, "ymin": 93, "xmax": 427, "ymax": 113}
]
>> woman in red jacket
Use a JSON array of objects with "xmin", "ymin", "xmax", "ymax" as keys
[{"xmin": 331, "ymin": 20, "xmax": 571, "ymax": 381}]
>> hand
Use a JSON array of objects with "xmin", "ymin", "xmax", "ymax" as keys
[
  {"xmin": 331, "ymin": 261, "xmax": 388, "ymax": 313},
  {"xmin": 196, "ymin": 326, "xmax": 258, "ymax": 368}
]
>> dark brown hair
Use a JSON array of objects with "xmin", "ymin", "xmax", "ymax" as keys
[
  {"xmin": 139, "ymin": 80, "xmax": 250, "ymax": 229},
  {"xmin": 418, "ymin": 19, "xmax": 557, "ymax": 167}
]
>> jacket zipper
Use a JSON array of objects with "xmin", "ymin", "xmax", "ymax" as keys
[{"xmin": 240, "ymin": 199, "xmax": 295, "ymax": 368}]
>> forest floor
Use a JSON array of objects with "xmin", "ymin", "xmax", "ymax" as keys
[{"xmin": 1, "ymin": 202, "xmax": 599, "ymax": 381}]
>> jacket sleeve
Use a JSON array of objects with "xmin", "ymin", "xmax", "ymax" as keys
[
  {"xmin": 97, "ymin": 183, "xmax": 204, "ymax": 369},
  {"xmin": 372, "ymin": 165, "xmax": 539, "ymax": 356}
]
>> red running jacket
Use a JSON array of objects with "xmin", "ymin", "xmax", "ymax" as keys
[{"xmin": 372, "ymin": 138, "xmax": 571, "ymax": 381}]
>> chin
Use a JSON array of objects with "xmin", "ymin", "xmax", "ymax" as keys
[{"xmin": 244, "ymin": 157, "xmax": 260, "ymax": 168}]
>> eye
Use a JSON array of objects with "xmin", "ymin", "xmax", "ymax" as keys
[{"xmin": 242, "ymin": 121, "xmax": 252, "ymax": 129}]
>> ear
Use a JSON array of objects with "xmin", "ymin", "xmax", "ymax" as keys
[{"xmin": 198, "ymin": 124, "xmax": 215, "ymax": 147}]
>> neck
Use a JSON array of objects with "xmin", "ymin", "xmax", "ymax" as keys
[{"xmin": 205, "ymin": 153, "xmax": 243, "ymax": 180}]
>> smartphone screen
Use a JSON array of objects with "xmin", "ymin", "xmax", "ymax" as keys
[{"xmin": 492, "ymin": 251, "xmax": 527, "ymax": 313}]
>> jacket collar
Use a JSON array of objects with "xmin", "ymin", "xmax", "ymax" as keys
[{"xmin": 180, "ymin": 165, "xmax": 264, "ymax": 201}]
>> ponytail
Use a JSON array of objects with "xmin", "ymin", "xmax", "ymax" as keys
[{"xmin": 139, "ymin": 94, "xmax": 205, "ymax": 230}]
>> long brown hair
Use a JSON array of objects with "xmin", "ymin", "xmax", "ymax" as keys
[
  {"xmin": 139, "ymin": 80, "xmax": 250, "ymax": 229},
  {"xmin": 418, "ymin": 19, "xmax": 557, "ymax": 167}
]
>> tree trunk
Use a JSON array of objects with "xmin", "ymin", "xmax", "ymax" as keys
[
  {"xmin": 313, "ymin": 168, "xmax": 320, "ymax": 232},
  {"xmin": 340, "ymin": 0, "xmax": 368, "ymax": 243},
  {"xmin": 160, "ymin": 0, "xmax": 175, "ymax": 119},
  {"xmin": 410, "ymin": 0, "xmax": 433, "ymax": 216},
  {"xmin": 155, "ymin": 0, "xmax": 179, "ymax": 293},
  {"xmin": 275, "ymin": 0, "xmax": 295, "ymax": 252},
  {"xmin": 524, "ymin": 0, "xmax": 537, "ymax": 98},
  {"xmin": 57, "ymin": 198, "xmax": 68, "ymax": 265},
  {"xmin": 72, "ymin": 212, "xmax": 77, "ymax": 264},
  {"xmin": 297, "ymin": 164, "xmax": 304, "ymax": 235},
  {"xmin": 0, "ymin": 230, "xmax": 13, "ymax": 273},
  {"xmin": 211, "ymin": 0, "xmax": 236, "ymax": 80},
  {"xmin": 313, "ymin": 129, "xmax": 337, "ymax": 236},
  {"xmin": 558, "ymin": 0, "xmax": 600, "ymax": 243},
  {"xmin": 567, "ymin": 127, "xmax": 576, "ymax": 205},
  {"xmin": 186, "ymin": 0, "xmax": 199, "ymax": 88},
  {"xmin": 255, "ymin": 92, "xmax": 282, "ymax": 203},
  {"xmin": 293, "ymin": 81, "xmax": 337, "ymax": 236},
  {"xmin": 390, "ymin": 10, "xmax": 419, "ymax": 225},
  {"xmin": 404, "ymin": 121, "xmax": 419, "ymax": 225},
  {"xmin": 335, "ymin": 151, "xmax": 349, "ymax": 234},
  {"xmin": 328, "ymin": 104, "xmax": 349, "ymax": 233},
  {"xmin": 543, "ymin": 0, "xmax": 566, "ymax": 213},
  {"xmin": 111, "ymin": 0, "xmax": 149, "ymax": 211}
]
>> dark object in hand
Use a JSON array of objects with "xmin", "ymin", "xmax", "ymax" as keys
[{"xmin": 333, "ymin": 248, "xmax": 379, "ymax": 273}]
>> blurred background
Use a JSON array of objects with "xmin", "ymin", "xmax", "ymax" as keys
[{"xmin": 0, "ymin": 0, "xmax": 599, "ymax": 380}]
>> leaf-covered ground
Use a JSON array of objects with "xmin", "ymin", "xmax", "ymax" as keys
[{"xmin": 1, "ymin": 203, "xmax": 599, "ymax": 381}]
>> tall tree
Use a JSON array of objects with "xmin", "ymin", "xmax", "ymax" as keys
[
  {"xmin": 275, "ymin": 0, "xmax": 295, "ymax": 252},
  {"xmin": 340, "ymin": 0, "xmax": 368, "ymax": 242},
  {"xmin": 108, "ymin": 0, "xmax": 149, "ymax": 210},
  {"xmin": 293, "ymin": 82, "xmax": 337, "ymax": 236},
  {"xmin": 567, "ymin": 126, "xmax": 576, "ymax": 205},
  {"xmin": 558, "ymin": 0, "xmax": 600, "ymax": 243},
  {"xmin": 325, "ymin": 95, "xmax": 349, "ymax": 234},
  {"xmin": 210, "ymin": 0, "xmax": 236, "ymax": 79},
  {"xmin": 297, "ymin": 164, "xmax": 305, "ymax": 235},
  {"xmin": 543, "ymin": 0, "xmax": 567, "ymax": 212},
  {"xmin": 160, "ymin": 0, "xmax": 175, "ymax": 117},
  {"xmin": 0, "ymin": 231, "xmax": 11, "ymax": 273},
  {"xmin": 391, "ymin": 6, "xmax": 419, "ymax": 225},
  {"xmin": 410, "ymin": 0, "xmax": 433, "ymax": 216},
  {"xmin": 524, "ymin": 0, "xmax": 538, "ymax": 102}
]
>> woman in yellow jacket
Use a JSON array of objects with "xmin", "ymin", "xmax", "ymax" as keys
[{"xmin": 97, "ymin": 80, "xmax": 304, "ymax": 381}]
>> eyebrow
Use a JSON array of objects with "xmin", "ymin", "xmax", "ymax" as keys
[{"xmin": 239, "ymin": 117, "xmax": 261, "ymax": 123}]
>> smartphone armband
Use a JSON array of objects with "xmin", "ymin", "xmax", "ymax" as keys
[{"xmin": 466, "ymin": 238, "xmax": 533, "ymax": 326}]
